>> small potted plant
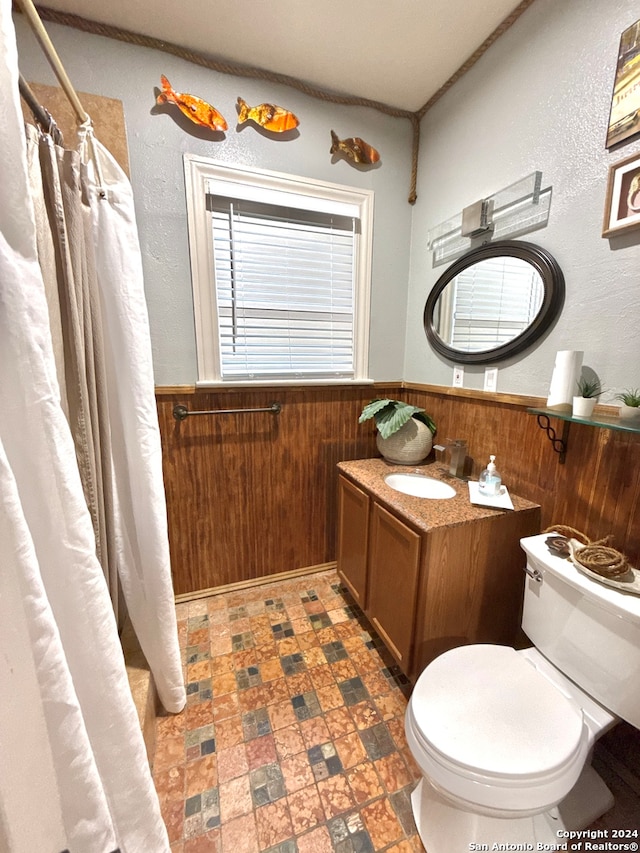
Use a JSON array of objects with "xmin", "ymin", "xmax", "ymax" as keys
[
  {"xmin": 615, "ymin": 388, "xmax": 640, "ymax": 419},
  {"xmin": 572, "ymin": 376, "xmax": 603, "ymax": 419},
  {"xmin": 359, "ymin": 398, "xmax": 437, "ymax": 464}
]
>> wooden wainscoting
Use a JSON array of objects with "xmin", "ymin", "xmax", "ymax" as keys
[
  {"xmin": 158, "ymin": 382, "xmax": 640, "ymax": 595},
  {"xmin": 156, "ymin": 384, "xmax": 396, "ymax": 595},
  {"xmin": 403, "ymin": 384, "xmax": 640, "ymax": 568}
]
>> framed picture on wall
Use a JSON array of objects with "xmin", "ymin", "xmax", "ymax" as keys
[
  {"xmin": 606, "ymin": 19, "xmax": 640, "ymax": 148},
  {"xmin": 602, "ymin": 152, "xmax": 640, "ymax": 237}
]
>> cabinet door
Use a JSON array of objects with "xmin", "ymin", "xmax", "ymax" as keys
[
  {"xmin": 336, "ymin": 476, "xmax": 370, "ymax": 608},
  {"xmin": 368, "ymin": 502, "xmax": 420, "ymax": 669}
]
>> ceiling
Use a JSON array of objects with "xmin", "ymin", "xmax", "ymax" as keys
[{"xmin": 36, "ymin": 0, "xmax": 531, "ymax": 113}]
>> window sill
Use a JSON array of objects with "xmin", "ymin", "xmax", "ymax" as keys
[{"xmin": 195, "ymin": 378, "xmax": 375, "ymax": 389}]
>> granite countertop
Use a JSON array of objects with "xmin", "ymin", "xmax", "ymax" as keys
[{"xmin": 337, "ymin": 458, "xmax": 539, "ymax": 534}]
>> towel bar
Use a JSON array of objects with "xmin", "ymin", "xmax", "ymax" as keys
[{"xmin": 173, "ymin": 402, "xmax": 282, "ymax": 421}]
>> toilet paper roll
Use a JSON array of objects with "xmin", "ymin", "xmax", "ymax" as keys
[{"xmin": 546, "ymin": 350, "xmax": 584, "ymax": 411}]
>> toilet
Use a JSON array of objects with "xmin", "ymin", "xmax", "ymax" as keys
[{"xmin": 405, "ymin": 533, "xmax": 640, "ymax": 852}]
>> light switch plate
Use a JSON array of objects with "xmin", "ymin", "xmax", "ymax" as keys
[
  {"xmin": 484, "ymin": 367, "xmax": 498, "ymax": 392},
  {"xmin": 453, "ymin": 365, "xmax": 464, "ymax": 387}
]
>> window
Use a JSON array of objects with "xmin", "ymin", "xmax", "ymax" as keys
[{"xmin": 184, "ymin": 156, "xmax": 374, "ymax": 384}]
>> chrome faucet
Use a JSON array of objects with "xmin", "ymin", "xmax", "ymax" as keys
[{"xmin": 434, "ymin": 439, "xmax": 467, "ymax": 478}]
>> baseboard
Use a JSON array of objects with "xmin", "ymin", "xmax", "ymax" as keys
[{"xmin": 175, "ymin": 561, "xmax": 338, "ymax": 603}]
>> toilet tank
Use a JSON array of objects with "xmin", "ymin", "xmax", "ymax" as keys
[{"xmin": 521, "ymin": 534, "xmax": 640, "ymax": 729}]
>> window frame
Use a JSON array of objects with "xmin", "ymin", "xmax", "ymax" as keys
[{"xmin": 183, "ymin": 154, "xmax": 374, "ymax": 386}]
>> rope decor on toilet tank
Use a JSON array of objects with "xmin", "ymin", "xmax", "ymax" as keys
[{"xmin": 544, "ymin": 525, "xmax": 640, "ymax": 595}]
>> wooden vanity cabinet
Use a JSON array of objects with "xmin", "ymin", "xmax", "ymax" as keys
[
  {"xmin": 336, "ymin": 468, "xmax": 540, "ymax": 680},
  {"xmin": 367, "ymin": 503, "xmax": 420, "ymax": 668},
  {"xmin": 336, "ymin": 475, "xmax": 370, "ymax": 608},
  {"xmin": 337, "ymin": 474, "xmax": 421, "ymax": 667}
]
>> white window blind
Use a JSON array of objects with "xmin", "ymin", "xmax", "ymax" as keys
[
  {"xmin": 206, "ymin": 194, "xmax": 357, "ymax": 380},
  {"xmin": 184, "ymin": 156, "xmax": 373, "ymax": 385},
  {"xmin": 449, "ymin": 256, "xmax": 544, "ymax": 352}
]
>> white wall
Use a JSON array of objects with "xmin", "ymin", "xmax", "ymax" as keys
[
  {"xmin": 13, "ymin": 16, "xmax": 413, "ymax": 386},
  {"xmin": 405, "ymin": 0, "xmax": 640, "ymax": 401},
  {"xmin": 14, "ymin": 1, "xmax": 640, "ymax": 398}
]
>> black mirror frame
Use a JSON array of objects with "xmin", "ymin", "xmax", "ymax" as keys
[{"xmin": 423, "ymin": 240, "xmax": 565, "ymax": 365}]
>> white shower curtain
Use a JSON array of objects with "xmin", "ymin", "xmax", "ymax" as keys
[
  {"xmin": 0, "ymin": 0, "xmax": 184, "ymax": 849},
  {"xmin": 77, "ymin": 127, "xmax": 186, "ymax": 714}
]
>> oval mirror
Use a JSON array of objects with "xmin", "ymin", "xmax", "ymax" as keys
[{"xmin": 424, "ymin": 240, "xmax": 565, "ymax": 365}]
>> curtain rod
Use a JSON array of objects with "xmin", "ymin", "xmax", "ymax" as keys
[
  {"xmin": 15, "ymin": 0, "xmax": 88, "ymax": 124},
  {"xmin": 19, "ymin": 72, "xmax": 64, "ymax": 144}
]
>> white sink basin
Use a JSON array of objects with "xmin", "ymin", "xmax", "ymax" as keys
[{"xmin": 384, "ymin": 472, "xmax": 456, "ymax": 500}]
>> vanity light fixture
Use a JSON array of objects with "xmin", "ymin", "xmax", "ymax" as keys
[
  {"xmin": 461, "ymin": 198, "xmax": 494, "ymax": 238},
  {"xmin": 426, "ymin": 171, "xmax": 552, "ymax": 266}
]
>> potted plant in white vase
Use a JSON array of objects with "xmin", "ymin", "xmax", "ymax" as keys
[
  {"xmin": 359, "ymin": 398, "xmax": 437, "ymax": 465},
  {"xmin": 615, "ymin": 388, "xmax": 640, "ymax": 419},
  {"xmin": 572, "ymin": 376, "xmax": 603, "ymax": 418}
]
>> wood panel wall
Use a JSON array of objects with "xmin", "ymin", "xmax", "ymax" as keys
[
  {"xmin": 405, "ymin": 384, "xmax": 640, "ymax": 568},
  {"xmin": 157, "ymin": 383, "xmax": 640, "ymax": 595},
  {"xmin": 157, "ymin": 385, "xmax": 394, "ymax": 595}
]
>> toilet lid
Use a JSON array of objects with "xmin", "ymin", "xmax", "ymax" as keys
[{"xmin": 410, "ymin": 645, "xmax": 585, "ymax": 779}]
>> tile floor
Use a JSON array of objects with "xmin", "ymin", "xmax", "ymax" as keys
[
  {"xmin": 153, "ymin": 569, "xmax": 424, "ymax": 853},
  {"xmin": 153, "ymin": 568, "xmax": 640, "ymax": 853}
]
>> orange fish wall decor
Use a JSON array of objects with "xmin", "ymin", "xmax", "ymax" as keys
[
  {"xmin": 330, "ymin": 129, "xmax": 380, "ymax": 165},
  {"xmin": 237, "ymin": 97, "xmax": 300, "ymax": 133},
  {"xmin": 156, "ymin": 75, "xmax": 228, "ymax": 132}
]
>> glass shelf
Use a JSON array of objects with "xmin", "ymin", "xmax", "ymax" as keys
[
  {"xmin": 527, "ymin": 407, "xmax": 640, "ymax": 463},
  {"xmin": 528, "ymin": 407, "xmax": 640, "ymax": 434}
]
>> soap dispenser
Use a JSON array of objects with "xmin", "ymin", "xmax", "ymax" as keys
[{"xmin": 479, "ymin": 455, "xmax": 502, "ymax": 496}]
